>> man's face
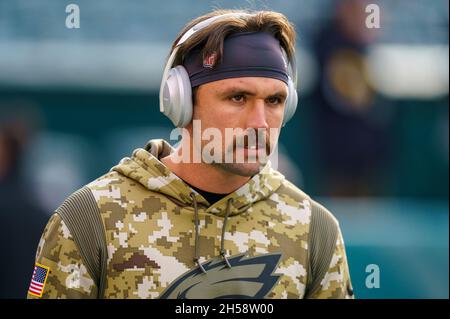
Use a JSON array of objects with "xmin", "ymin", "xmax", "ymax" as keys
[{"xmin": 189, "ymin": 76, "xmax": 288, "ymax": 177}]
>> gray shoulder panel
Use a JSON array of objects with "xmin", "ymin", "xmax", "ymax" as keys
[
  {"xmin": 305, "ymin": 199, "xmax": 339, "ymax": 297},
  {"xmin": 55, "ymin": 186, "xmax": 107, "ymax": 299}
]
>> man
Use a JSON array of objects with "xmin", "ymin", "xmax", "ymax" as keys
[{"xmin": 27, "ymin": 9, "xmax": 354, "ymax": 299}]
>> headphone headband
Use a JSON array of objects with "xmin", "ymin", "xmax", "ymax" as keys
[{"xmin": 176, "ymin": 13, "xmax": 253, "ymax": 47}]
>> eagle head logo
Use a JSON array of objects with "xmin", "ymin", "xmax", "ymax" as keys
[{"xmin": 159, "ymin": 253, "xmax": 282, "ymax": 299}]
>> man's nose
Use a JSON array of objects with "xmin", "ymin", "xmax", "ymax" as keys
[{"xmin": 246, "ymin": 99, "xmax": 269, "ymax": 130}]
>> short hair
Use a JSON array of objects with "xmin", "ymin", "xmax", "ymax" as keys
[{"xmin": 170, "ymin": 9, "xmax": 296, "ymax": 70}]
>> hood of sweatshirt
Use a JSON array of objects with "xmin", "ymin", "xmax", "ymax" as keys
[{"xmin": 111, "ymin": 139, "xmax": 286, "ymax": 218}]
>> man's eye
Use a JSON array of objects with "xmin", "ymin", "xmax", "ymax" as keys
[
  {"xmin": 267, "ymin": 97, "xmax": 282, "ymax": 105},
  {"xmin": 231, "ymin": 95, "xmax": 245, "ymax": 103}
]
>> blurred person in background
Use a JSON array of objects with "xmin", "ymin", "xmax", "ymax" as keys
[
  {"xmin": 312, "ymin": 0, "xmax": 393, "ymax": 196},
  {"xmin": 0, "ymin": 106, "xmax": 48, "ymax": 298}
]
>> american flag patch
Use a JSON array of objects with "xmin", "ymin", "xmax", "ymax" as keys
[{"xmin": 28, "ymin": 263, "xmax": 50, "ymax": 297}]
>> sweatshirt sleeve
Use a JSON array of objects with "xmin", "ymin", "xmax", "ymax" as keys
[
  {"xmin": 27, "ymin": 213, "xmax": 98, "ymax": 299},
  {"xmin": 307, "ymin": 227, "xmax": 355, "ymax": 299}
]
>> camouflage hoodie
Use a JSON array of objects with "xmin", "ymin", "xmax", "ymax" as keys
[{"xmin": 27, "ymin": 139, "xmax": 353, "ymax": 299}]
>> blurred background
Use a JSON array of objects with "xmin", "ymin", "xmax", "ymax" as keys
[{"xmin": 0, "ymin": 0, "xmax": 448, "ymax": 298}]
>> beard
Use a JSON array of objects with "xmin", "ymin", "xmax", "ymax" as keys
[{"xmin": 210, "ymin": 129, "xmax": 274, "ymax": 177}]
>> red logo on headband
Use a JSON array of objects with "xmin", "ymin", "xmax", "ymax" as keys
[{"xmin": 203, "ymin": 52, "xmax": 217, "ymax": 68}]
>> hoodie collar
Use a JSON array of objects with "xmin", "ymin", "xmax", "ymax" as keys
[{"xmin": 112, "ymin": 139, "xmax": 285, "ymax": 217}]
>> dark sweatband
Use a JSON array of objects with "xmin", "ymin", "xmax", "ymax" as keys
[{"xmin": 183, "ymin": 32, "xmax": 289, "ymax": 87}]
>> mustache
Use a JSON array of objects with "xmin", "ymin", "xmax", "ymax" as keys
[{"xmin": 227, "ymin": 129, "xmax": 273, "ymax": 154}]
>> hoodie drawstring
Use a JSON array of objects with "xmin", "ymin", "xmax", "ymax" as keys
[
  {"xmin": 190, "ymin": 193, "xmax": 234, "ymax": 273},
  {"xmin": 190, "ymin": 193, "xmax": 206, "ymax": 273},
  {"xmin": 220, "ymin": 198, "xmax": 233, "ymax": 268}
]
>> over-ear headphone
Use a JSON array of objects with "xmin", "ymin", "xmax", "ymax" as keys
[{"xmin": 159, "ymin": 12, "xmax": 298, "ymax": 128}]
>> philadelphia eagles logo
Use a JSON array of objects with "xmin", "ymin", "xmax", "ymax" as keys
[{"xmin": 159, "ymin": 253, "xmax": 282, "ymax": 299}]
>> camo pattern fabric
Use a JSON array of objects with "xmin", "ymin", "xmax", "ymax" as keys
[
  {"xmin": 28, "ymin": 139, "xmax": 354, "ymax": 299},
  {"xmin": 28, "ymin": 214, "xmax": 97, "ymax": 298}
]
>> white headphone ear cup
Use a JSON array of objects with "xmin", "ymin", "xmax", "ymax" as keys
[
  {"xmin": 161, "ymin": 65, "xmax": 193, "ymax": 127},
  {"xmin": 282, "ymin": 78, "xmax": 298, "ymax": 126}
]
